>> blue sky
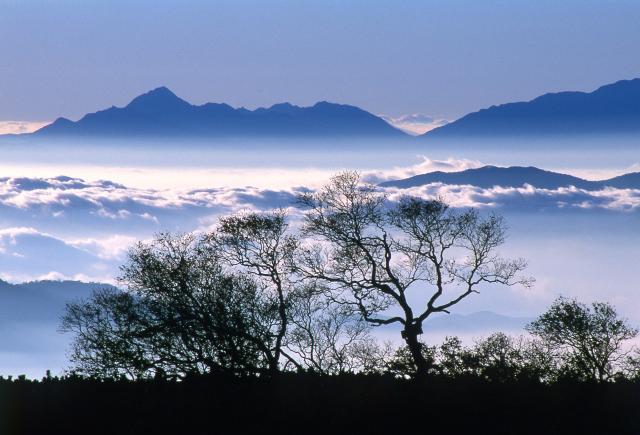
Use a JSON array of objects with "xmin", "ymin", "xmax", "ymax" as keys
[
  {"xmin": 1, "ymin": 0, "xmax": 640, "ymax": 121},
  {"xmin": 2, "ymin": 2, "xmax": 640, "ymax": 376}
]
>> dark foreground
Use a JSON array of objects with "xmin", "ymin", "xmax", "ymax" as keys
[{"xmin": 0, "ymin": 374, "xmax": 638, "ymax": 435}]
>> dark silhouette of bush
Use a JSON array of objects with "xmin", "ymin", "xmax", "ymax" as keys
[
  {"xmin": 0, "ymin": 372, "xmax": 639, "ymax": 435},
  {"xmin": 527, "ymin": 297, "xmax": 638, "ymax": 382}
]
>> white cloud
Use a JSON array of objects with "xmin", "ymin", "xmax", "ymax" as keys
[
  {"xmin": 363, "ymin": 156, "xmax": 483, "ymax": 184},
  {"xmin": 1, "ymin": 171, "xmax": 639, "ymax": 249},
  {"xmin": 0, "ymin": 175, "xmax": 305, "ymax": 238},
  {"xmin": 0, "ymin": 226, "xmax": 119, "ymax": 281},
  {"xmin": 69, "ymin": 235, "xmax": 139, "ymax": 260},
  {"xmin": 384, "ymin": 183, "xmax": 640, "ymax": 212},
  {"xmin": 0, "ymin": 170, "xmax": 639, "ymax": 285},
  {"xmin": 0, "ymin": 120, "xmax": 50, "ymax": 135},
  {"xmin": 0, "ymin": 227, "xmax": 46, "ymax": 249},
  {"xmin": 554, "ymin": 162, "xmax": 640, "ymax": 182},
  {"xmin": 380, "ymin": 113, "xmax": 449, "ymax": 135},
  {"xmin": 0, "ymin": 271, "xmax": 116, "ymax": 285}
]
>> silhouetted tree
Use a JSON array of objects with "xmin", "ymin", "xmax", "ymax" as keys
[
  {"xmin": 385, "ymin": 343, "xmax": 438, "ymax": 378},
  {"xmin": 209, "ymin": 210, "xmax": 300, "ymax": 373},
  {"xmin": 623, "ymin": 349, "xmax": 640, "ymax": 380},
  {"xmin": 297, "ymin": 172, "xmax": 531, "ymax": 376},
  {"xmin": 62, "ymin": 233, "xmax": 278, "ymax": 379},
  {"xmin": 437, "ymin": 336, "xmax": 470, "ymax": 378},
  {"xmin": 527, "ymin": 297, "xmax": 638, "ymax": 382},
  {"xmin": 467, "ymin": 333, "xmax": 556, "ymax": 382},
  {"xmin": 286, "ymin": 284, "xmax": 374, "ymax": 374},
  {"xmin": 346, "ymin": 337, "xmax": 395, "ymax": 374}
]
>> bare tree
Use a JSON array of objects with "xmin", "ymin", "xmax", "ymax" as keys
[
  {"xmin": 297, "ymin": 172, "xmax": 531, "ymax": 376},
  {"xmin": 527, "ymin": 297, "xmax": 638, "ymax": 382},
  {"xmin": 287, "ymin": 284, "xmax": 373, "ymax": 374},
  {"xmin": 209, "ymin": 210, "xmax": 300, "ymax": 373}
]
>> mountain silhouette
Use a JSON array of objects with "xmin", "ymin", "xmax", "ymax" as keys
[
  {"xmin": 0, "ymin": 279, "xmax": 114, "ymax": 374},
  {"xmin": 32, "ymin": 87, "xmax": 405, "ymax": 139},
  {"xmin": 0, "ymin": 279, "xmax": 112, "ymax": 325},
  {"xmin": 381, "ymin": 310, "xmax": 532, "ymax": 334},
  {"xmin": 380, "ymin": 165, "xmax": 640, "ymax": 190},
  {"xmin": 422, "ymin": 78, "xmax": 640, "ymax": 138}
]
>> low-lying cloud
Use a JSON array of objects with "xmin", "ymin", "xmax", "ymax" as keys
[
  {"xmin": 2, "ymin": 173, "xmax": 640, "ymax": 283},
  {"xmin": 363, "ymin": 156, "xmax": 484, "ymax": 184},
  {"xmin": 380, "ymin": 113, "xmax": 449, "ymax": 135},
  {"xmin": 386, "ymin": 183, "xmax": 640, "ymax": 212},
  {"xmin": 0, "ymin": 120, "xmax": 50, "ymax": 135},
  {"xmin": 1, "ymin": 173, "xmax": 639, "ymax": 239}
]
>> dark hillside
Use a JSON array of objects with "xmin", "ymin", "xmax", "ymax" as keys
[{"xmin": 1, "ymin": 374, "xmax": 638, "ymax": 435}]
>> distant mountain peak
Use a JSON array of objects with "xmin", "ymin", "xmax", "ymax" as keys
[
  {"xmin": 422, "ymin": 77, "xmax": 640, "ymax": 139},
  {"xmin": 266, "ymin": 102, "xmax": 301, "ymax": 114},
  {"xmin": 125, "ymin": 86, "xmax": 190, "ymax": 110},
  {"xmin": 313, "ymin": 100, "xmax": 345, "ymax": 108},
  {"xmin": 380, "ymin": 165, "xmax": 640, "ymax": 190}
]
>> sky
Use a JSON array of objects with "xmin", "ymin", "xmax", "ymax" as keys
[
  {"xmin": 1, "ymin": 0, "xmax": 640, "ymax": 122},
  {"xmin": 2, "ymin": 1, "xmax": 640, "ymax": 376}
]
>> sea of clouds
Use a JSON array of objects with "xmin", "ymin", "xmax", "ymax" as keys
[{"xmin": 1, "ymin": 157, "xmax": 640, "ymax": 284}]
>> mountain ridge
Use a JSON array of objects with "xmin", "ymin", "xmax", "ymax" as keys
[
  {"xmin": 422, "ymin": 78, "xmax": 640, "ymax": 138},
  {"xmin": 6, "ymin": 77, "xmax": 640, "ymax": 140},
  {"xmin": 380, "ymin": 165, "xmax": 640, "ymax": 190},
  {"xmin": 30, "ymin": 87, "xmax": 406, "ymax": 139}
]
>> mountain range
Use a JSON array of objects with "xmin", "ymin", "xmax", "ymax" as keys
[
  {"xmin": 420, "ymin": 78, "xmax": 640, "ymax": 139},
  {"xmin": 380, "ymin": 165, "xmax": 640, "ymax": 190},
  {"xmin": 4, "ymin": 77, "xmax": 640, "ymax": 140},
  {"xmin": 0, "ymin": 280, "xmax": 110, "ymax": 325},
  {"xmin": 0, "ymin": 280, "xmax": 112, "ymax": 376},
  {"xmin": 29, "ymin": 87, "xmax": 405, "ymax": 139}
]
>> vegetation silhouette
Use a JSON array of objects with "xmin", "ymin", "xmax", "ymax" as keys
[
  {"xmin": 527, "ymin": 297, "xmax": 638, "ymax": 382},
  {"xmin": 1, "ymin": 371, "xmax": 640, "ymax": 435}
]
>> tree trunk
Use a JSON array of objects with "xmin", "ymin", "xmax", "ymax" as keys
[
  {"xmin": 402, "ymin": 323, "xmax": 429, "ymax": 378},
  {"xmin": 271, "ymin": 282, "xmax": 288, "ymax": 376}
]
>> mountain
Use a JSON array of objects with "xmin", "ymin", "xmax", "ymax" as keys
[
  {"xmin": 380, "ymin": 165, "xmax": 640, "ymax": 190},
  {"xmin": 30, "ymin": 87, "xmax": 406, "ymax": 139},
  {"xmin": 377, "ymin": 311, "xmax": 533, "ymax": 338},
  {"xmin": 422, "ymin": 78, "xmax": 640, "ymax": 139},
  {"xmin": 0, "ymin": 279, "xmax": 112, "ymax": 324},
  {"xmin": 0, "ymin": 279, "xmax": 112, "ymax": 376},
  {"xmin": 422, "ymin": 311, "xmax": 532, "ymax": 334}
]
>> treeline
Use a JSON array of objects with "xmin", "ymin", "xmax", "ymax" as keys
[
  {"xmin": 58, "ymin": 172, "xmax": 639, "ymax": 383},
  {"xmin": 1, "ymin": 373, "xmax": 640, "ymax": 435}
]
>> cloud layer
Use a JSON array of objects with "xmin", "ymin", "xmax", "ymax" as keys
[
  {"xmin": 2, "ymin": 169, "xmax": 640, "ymax": 283},
  {"xmin": 363, "ymin": 156, "xmax": 483, "ymax": 184},
  {"xmin": 380, "ymin": 113, "xmax": 449, "ymax": 135},
  {"xmin": 0, "ymin": 121, "xmax": 50, "ymax": 135},
  {"xmin": 386, "ymin": 183, "xmax": 640, "ymax": 212}
]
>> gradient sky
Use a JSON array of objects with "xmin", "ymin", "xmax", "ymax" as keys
[{"xmin": 1, "ymin": 0, "xmax": 640, "ymax": 121}]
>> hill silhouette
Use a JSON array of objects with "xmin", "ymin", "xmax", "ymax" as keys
[
  {"xmin": 31, "ymin": 87, "xmax": 406, "ymax": 139},
  {"xmin": 422, "ymin": 78, "xmax": 640, "ymax": 138},
  {"xmin": 380, "ymin": 165, "xmax": 640, "ymax": 190},
  {"xmin": 0, "ymin": 279, "xmax": 111, "ymax": 325}
]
